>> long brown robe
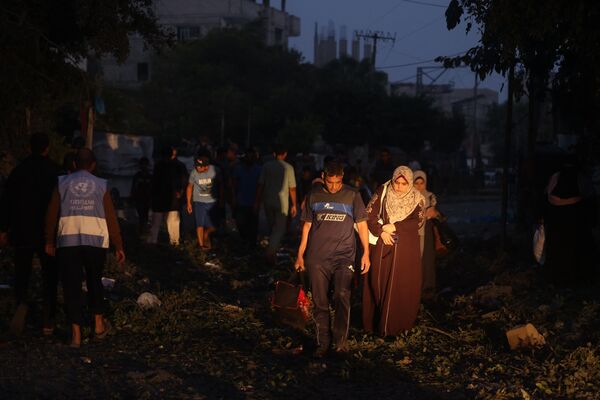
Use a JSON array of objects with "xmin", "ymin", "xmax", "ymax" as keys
[{"xmin": 363, "ymin": 185, "xmax": 424, "ymax": 336}]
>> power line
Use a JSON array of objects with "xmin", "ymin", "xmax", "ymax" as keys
[
  {"xmin": 366, "ymin": 0, "xmax": 446, "ymax": 30},
  {"xmin": 395, "ymin": 16, "xmax": 443, "ymax": 42},
  {"xmin": 373, "ymin": 16, "xmax": 443, "ymax": 63},
  {"xmin": 401, "ymin": 0, "xmax": 447, "ymax": 8},
  {"xmin": 394, "ymin": 74, "xmax": 418, "ymax": 82},
  {"xmin": 381, "ymin": 42, "xmax": 397, "ymax": 65},
  {"xmin": 378, "ymin": 50, "xmax": 468, "ymax": 69},
  {"xmin": 378, "ymin": 59, "xmax": 442, "ymax": 69},
  {"xmin": 355, "ymin": 31, "xmax": 397, "ymax": 67},
  {"xmin": 367, "ymin": 2, "xmax": 406, "ymax": 28}
]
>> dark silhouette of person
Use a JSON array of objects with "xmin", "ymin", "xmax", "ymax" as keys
[{"xmin": 0, "ymin": 132, "xmax": 60, "ymax": 336}]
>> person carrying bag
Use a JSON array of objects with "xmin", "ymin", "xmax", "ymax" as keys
[{"xmin": 272, "ymin": 271, "xmax": 311, "ymax": 330}]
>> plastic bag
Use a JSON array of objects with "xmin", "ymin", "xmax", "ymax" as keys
[
  {"xmin": 533, "ymin": 224, "xmax": 545, "ymax": 264},
  {"xmin": 137, "ymin": 292, "xmax": 162, "ymax": 309}
]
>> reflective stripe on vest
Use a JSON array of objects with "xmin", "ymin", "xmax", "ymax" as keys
[{"xmin": 56, "ymin": 170, "xmax": 109, "ymax": 248}]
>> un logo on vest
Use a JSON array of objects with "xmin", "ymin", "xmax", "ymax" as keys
[{"xmin": 69, "ymin": 178, "xmax": 96, "ymax": 198}]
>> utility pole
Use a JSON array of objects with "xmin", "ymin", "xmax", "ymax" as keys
[
  {"xmin": 472, "ymin": 74, "xmax": 479, "ymax": 171},
  {"xmin": 416, "ymin": 67, "xmax": 423, "ymax": 93},
  {"xmin": 414, "ymin": 66, "xmax": 454, "ymax": 95},
  {"xmin": 355, "ymin": 30, "xmax": 396, "ymax": 67},
  {"xmin": 501, "ymin": 63, "xmax": 515, "ymax": 248}
]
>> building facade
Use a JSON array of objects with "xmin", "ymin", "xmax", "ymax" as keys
[
  {"xmin": 313, "ymin": 22, "xmax": 365, "ymax": 67},
  {"xmin": 100, "ymin": 0, "xmax": 300, "ymax": 87},
  {"xmin": 391, "ymin": 79, "xmax": 499, "ymax": 165}
]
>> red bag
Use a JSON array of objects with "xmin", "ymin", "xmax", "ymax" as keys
[{"xmin": 272, "ymin": 273, "xmax": 311, "ymax": 329}]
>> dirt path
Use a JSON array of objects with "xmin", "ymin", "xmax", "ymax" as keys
[{"xmin": 1, "ymin": 222, "xmax": 599, "ymax": 399}]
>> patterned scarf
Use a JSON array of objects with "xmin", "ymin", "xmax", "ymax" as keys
[{"xmin": 385, "ymin": 166, "xmax": 424, "ymax": 223}]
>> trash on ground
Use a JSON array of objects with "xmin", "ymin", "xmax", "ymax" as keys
[
  {"xmin": 506, "ymin": 323, "xmax": 546, "ymax": 350},
  {"xmin": 230, "ymin": 279, "xmax": 253, "ymax": 290},
  {"xmin": 101, "ymin": 277, "xmax": 116, "ymax": 289},
  {"xmin": 137, "ymin": 277, "xmax": 150, "ymax": 285},
  {"xmin": 204, "ymin": 261, "xmax": 221, "ymax": 270},
  {"xmin": 137, "ymin": 292, "xmax": 162, "ymax": 309},
  {"xmin": 474, "ymin": 283, "xmax": 512, "ymax": 307}
]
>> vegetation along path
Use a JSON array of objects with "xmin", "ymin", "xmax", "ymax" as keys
[{"xmin": 1, "ymin": 222, "xmax": 599, "ymax": 399}]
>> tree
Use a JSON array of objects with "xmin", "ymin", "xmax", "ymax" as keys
[
  {"xmin": 0, "ymin": 0, "xmax": 168, "ymax": 146},
  {"xmin": 135, "ymin": 23, "xmax": 312, "ymax": 146},
  {"xmin": 313, "ymin": 58, "xmax": 388, "ymax": 145},
  {"xmin": 102, "ymin": 24, "xmax": 464, "ymax": 154},
  {"xmin": 277, "ymin": 118, "xmax": 323, "ymax": 155},
  {"xmin": 442, "ymin": 0, "xmax": 600, "ymax": 228}
]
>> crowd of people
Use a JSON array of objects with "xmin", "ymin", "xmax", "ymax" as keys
[
  {"xmin": 2, "ymin": 132, "xmax": 593, "ymax": 358},
  {"xmin": 128, "ymin": 142, "xmax": 446, "ymax": 357},
  {"xmin": 0, "ymin": 134, "xmax": 447, "ymax": 353}
]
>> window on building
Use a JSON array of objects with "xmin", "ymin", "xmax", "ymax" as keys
[
  {"xmin": 137, "ymin": 62, "xmax": 149, "ymax": 82},
  {"xmin": 177, "ymin": 26, "xmax": 202, "ymax": 42},
  {"xmin": 189, "ymin": 27, "xmax": 201, "ymax": 39},
  {"xmin": 274, "ymin": 28, "xmax": 283, "ymax": 44}
]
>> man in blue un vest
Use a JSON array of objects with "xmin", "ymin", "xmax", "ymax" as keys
[{"xmin": 45, "ymin": 148, "xmax": 125, "ymax": 348}]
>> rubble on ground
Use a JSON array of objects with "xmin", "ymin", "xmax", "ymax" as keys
[{"xmin": 0, "ymin": 224, "xmax": 599, "ymax": 399}]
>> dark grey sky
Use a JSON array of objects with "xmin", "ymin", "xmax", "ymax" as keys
[{"xmin": 285, "ymin": 0, "xmax": 507, "ymax": 100}]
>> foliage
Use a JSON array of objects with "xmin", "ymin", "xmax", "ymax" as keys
[
  {"xmin": 482, "ymin": 102, "xmax": 531, "ymax": 164},
  {"xmin": 0, "ymin": 0, "xmax": 169, "ymax": 145},
  {"xmin": 137, "ymin": 23, "xmax": 310, "ymax": 145},
  {"xmin": 441, "ymin": 0, "xmax": 600, "ymax": 133},
  {"xmin": 96, "ymin": 88, "xmax": 157, "ymax": 135},
  {"xmin": 312, "ymin": 58, "xmax": 388, "ymax": 145},
  {"xmin": 47, "ymin": 131, "xmax": 72, "ymax": 167},
  {"xmin": 104, "ymin": 28, "xmax": 464, "ymax": 154},
  {"xmin": 277, "ymin": 118, "xmax": 323, "ymax": 155},
  {"xmin": 386, "ymin": 94, "xmax": 466, "ymax": 153},
  {"xmin": 2, "ymin": 222, "xmax": 600, "ymax": 398}
]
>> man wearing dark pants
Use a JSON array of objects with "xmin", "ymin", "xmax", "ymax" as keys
[
  {"xmin": 232, "ymin": 148, "xmax": 261, "ymax": 246},
  {"xmin": 255, "ymin": 144, "xmax": 297, "ymax": 263},
  {"xmin": 295, "ymin": 161, "xmax": 370, "ymax": 357},
  {"xmin": 45, "ymin": 148, "xmax": 125, "ymax": 348},
  {"xmin": 0, "ymin": 132, "xmax": 60, "ymax": 336}
]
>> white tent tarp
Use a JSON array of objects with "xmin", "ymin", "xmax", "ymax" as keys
[{"xmin": 92, "ymin": 132, "xmax": 153, "ymax": 198}]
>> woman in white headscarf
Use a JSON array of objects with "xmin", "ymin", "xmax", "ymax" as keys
[
  {"xmin": 413, "ymin": 170, "xmax": 440, "ymax": 299},
  {"xmin": 362, "ymin": 166, "xmax": 425, "ymax": 335}
]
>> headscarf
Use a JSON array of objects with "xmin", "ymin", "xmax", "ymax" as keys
[
  {"xmin": 413, "ymin": 170, "xmax": 436, "ymax": 209},
  {"xmin": 385, "ymin": 166, "xmax": 425, "ymax": 223}
]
